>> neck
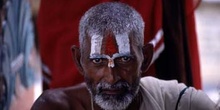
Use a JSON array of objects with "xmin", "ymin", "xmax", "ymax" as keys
[{"xmin": 126, "ymin": 91, "xmax": 143, "ymax": 110}]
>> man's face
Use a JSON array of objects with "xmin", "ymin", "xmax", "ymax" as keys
[{"xmin": 80, "ymin": 33, "xmax": 144, "ymax": 110}]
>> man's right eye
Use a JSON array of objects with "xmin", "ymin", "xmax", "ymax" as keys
[{"xmin": 92, "ymin": 58, "xmax": 103, "ymax": 64}]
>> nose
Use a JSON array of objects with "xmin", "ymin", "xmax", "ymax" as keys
[{"xmin": 103, "ymin": 67, "xmax": 120, "ymax": 84}]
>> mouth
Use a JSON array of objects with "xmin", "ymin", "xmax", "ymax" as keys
[{"xmin": 100, "ymin": 88, "xmax": 127, "ymax": 95}]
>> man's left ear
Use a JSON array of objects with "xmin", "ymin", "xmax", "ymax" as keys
[{"xmin": 141, "ymin": 43, "xmax": 154, "ymax": 73}]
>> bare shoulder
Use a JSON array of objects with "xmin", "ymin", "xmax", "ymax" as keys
[{"xmin": 31, "ymin": 83, "xmax": 90, "ymax": 110}]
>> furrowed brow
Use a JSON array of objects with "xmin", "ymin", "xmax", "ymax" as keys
[
  {"xmin": 112, "ymin": 53, "xmax": 133, "ymax": 59},
  {"xmin": 89, "ymin": 54, "xmax": 108, "ymax": 59}
]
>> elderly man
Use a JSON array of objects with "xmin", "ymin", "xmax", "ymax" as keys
[{"xmin": 31, "ymin": 2, "xmax": 218, "ymax": 110}]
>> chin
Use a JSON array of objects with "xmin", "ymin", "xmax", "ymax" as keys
[
  {"xmin": 94, "ymin": 90, "xmax": 137, "ymax": 110},
  {"xmin": 87, "ymin": 79, "xmax": 140, "ymax": 110}
]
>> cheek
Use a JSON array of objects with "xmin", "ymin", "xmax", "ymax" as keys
[
  {"xmin": 83, "ymin": 66, "xmax": 104, "ymax": 84},
  {"xmin": 117, "ymin": 64, "xmax": 141, "ymax": 84}
]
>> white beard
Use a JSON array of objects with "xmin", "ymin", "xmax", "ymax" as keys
[
  {"xmin": 94, "ymin": 93, "xmax": 134, "ymax": 110},
  {"xmin": 93, "ymin": 82, "xmax": 140, "ymax": 110},
  {"xmin": 86, "ymin": 77, "xmax": 140, "ymax": 110}
]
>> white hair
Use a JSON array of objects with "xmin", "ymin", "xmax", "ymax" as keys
[{"xmin": 79, "ymin": 2, "xmax": 145, "ymax": 50}]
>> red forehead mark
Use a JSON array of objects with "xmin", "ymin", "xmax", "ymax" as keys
[{"xmin": 105, "ymin": 35, "xmax": 118, "ymax": 55}]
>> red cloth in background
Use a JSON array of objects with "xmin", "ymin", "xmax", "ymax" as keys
[
  {"xmin": 184, "ymin": 0, "xmax": 201, "ymax": 89},
  {"xmin": 155, "ymin": 0, "xmax": 201, "ymax": 89},
  {"xmin": 37, "ymin": 0, "xmax": 201, "ymax": 89},
  {"xmin": 37, "ymin": 0, "xmax": 162, "ymax": 88}
]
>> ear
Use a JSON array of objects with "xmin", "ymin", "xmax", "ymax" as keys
[
  {"xmin": 71, "ymin": 45, "xmax": 84, "ymax": 75},
  {"xmin": 141, "ymin": 43, "xmax": 154, "ymax": 73}
]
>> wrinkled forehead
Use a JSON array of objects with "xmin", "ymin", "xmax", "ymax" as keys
[{"xmin": 90, "ymin": 33, "xmax": 131, "ymax": 57}]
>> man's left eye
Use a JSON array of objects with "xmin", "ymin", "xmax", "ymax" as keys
[{"xmin": 120, "ymin": 56, "xmax": 131, "ymax": 62}]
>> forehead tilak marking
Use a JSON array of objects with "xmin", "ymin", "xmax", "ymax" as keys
[
  {"xmin": 90, "ymin": 35, "xmax": 103, "ymax": 57},
  {"xmin": 108, "ymin": 33, "xmax": 130, "ymax": 68},
  {"xmin": 90, "ymin": 33, "xmax": 130, "ymax": 68},
  {"xmin": 105, "ymin": 35, "xmax": 118, "ymax": 55},
  {"xmin": 115, "ymin": 33, "xmax": 130, "ymax": 54}
]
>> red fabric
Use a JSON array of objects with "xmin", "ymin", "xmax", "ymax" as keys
[
  {"xmin": 38, "ymin": 0, "xmax": 201, "ymax": 89},
  {"xmin": 184, "ymin": 0, "xmax": 201, "ymax": 89},
  {"xmin": 154, "ymin": 0, "xmax": 201, "ymax": 89},
  {"xmin": 37, "ymin": 0, "xmax": 162, "ymax": 88}
]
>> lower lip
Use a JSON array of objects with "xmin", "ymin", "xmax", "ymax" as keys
[{"xmin": 101, "ymin": 89, "xmax": 125, "ymax": 95}]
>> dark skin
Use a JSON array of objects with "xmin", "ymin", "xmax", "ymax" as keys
[{"xmin": 31, "ymin": 35, "xmax": 153, "ymax": 110}]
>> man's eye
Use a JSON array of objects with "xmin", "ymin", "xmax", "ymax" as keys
[
  {"xmin": 120, "ymin": 56, "xmax": 131, "ymax": 62},
  {"xmin": 92, "ymin": 58, "xmax": 103, "ymax": 64}
]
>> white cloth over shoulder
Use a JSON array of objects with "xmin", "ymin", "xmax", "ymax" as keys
[{"xmin": 139, "ymin": 76, "xmax": 218, "ymax": 110}]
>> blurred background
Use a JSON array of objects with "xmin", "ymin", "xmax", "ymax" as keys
[
  {"xmin": 0, "ymin": 0, "xmax": 219, "ymax": 110},
  {"xmin": 195, "ymin": 0, "xmax": 220, "ymax": 103}
]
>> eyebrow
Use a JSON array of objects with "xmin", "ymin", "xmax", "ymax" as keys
[
  {"xmin": 89, "ymin": 54, "xmax": 108, "ymax": 59},
  {"xmin": 89, "ymin": 53, "xmax": 133, "ymax": 59},
  {"xmin": 112, "ymin": 53, "xmax": 133, "ymax": 59}
]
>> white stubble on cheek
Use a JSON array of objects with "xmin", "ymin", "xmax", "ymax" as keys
[{"xmin": 90, "ymin": 35, "xmax": 103, "ymax": 56}]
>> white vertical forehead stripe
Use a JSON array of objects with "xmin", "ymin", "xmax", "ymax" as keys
[
  {"xmin": 115, "ymin": 34, "xmax": 130, "ymax": 54},
  {"xmin": 90, "ymin": 34, "xmax": 130, "ymax": 68},
  {"xmin": 90, "ymin": 35, "xmax": 103, "ymax": 56}
]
